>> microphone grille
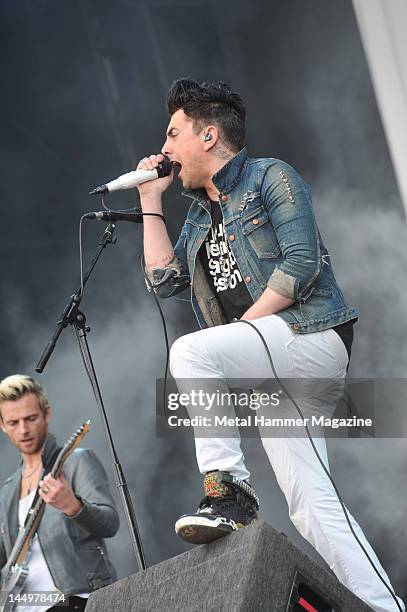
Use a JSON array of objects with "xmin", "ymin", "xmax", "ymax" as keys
[{"xmin": 156, "ymin": 157, "xmax": 173, "ymax": 179}]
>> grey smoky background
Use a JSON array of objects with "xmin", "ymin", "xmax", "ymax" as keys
[{"xmin": 1, "ymin": 0, "xmax": 406, "ymax": 592}]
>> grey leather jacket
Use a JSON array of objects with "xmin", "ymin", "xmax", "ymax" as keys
[{"xmin": 0, "ymin": 433, "xmax": 119, "ymax": 595}]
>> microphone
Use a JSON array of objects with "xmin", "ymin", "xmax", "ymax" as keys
[
  {"xmin": 84, "ymin": 210, "xmax": 143, "ymax": 223},
  {"xmin": 89, "ymin": 157, "xmax": 172, "ymax": 195}
]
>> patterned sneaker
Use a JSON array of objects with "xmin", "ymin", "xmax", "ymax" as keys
[{"xmin": 175, "ymin": 470, "xmax": 259, "ymax": 544}]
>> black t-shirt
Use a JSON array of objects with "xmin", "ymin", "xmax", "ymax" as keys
[
  {"xmin": 332, "ymin": 319, "xmax": 357, "ymax": 360},
  {"xmin": 199, "ymin": 200, "xmax": 356, "ymax": 358},
  {"xmin": 198, "ymin": 200, "xmax": 253, "ymax": 321}
]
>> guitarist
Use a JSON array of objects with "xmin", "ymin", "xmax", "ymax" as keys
[{"xmin": 0, "ymin": 375, "xmax": 119, "ymax": 612}]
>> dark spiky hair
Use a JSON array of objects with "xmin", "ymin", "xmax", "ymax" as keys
[{"xmin": 166, "ymin": 78, "xmax": 246, "ymax": 152}]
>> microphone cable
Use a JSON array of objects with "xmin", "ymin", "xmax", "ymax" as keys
[
  {"xmin": 76, "ymin": 208, "xmax": 170, "ymax": 411},
  {"xmin": 141, "ymin": 253, "xmax": 170, "ymax": 416},
  {"xmin": 235, "ymin": 318, "xmax": 403, "ymax": 612},
  {"xmin": 139, "ymin": 261, "xmax": 402, "ymax": 611},
  {"xmin": 78, "ymin": 208, "xmax": 402, "ymax": 612}
]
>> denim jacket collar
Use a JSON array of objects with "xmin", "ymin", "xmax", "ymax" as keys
[
  {"xmin": 212, "ymin": 147, "xmax": 248, "ymax": 194},
  {"xmin": 181, "ymin": 147, "xmax": 248, "ymax": 203}
]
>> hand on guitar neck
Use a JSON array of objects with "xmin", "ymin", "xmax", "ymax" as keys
[{"xmin": 38, "ymin": 472, "xmax": 83, "ymax": 517}]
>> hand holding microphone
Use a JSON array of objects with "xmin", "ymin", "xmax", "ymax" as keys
[
  {"xmin": 136, "ymin": 153, "xmax": 174, "ymax": 198},
  {"xmin": 135, "ymin": 153, "xmax": 175, "ymax": 219},
  {"xmin": 87, "ymin": 153, "xmax": 173, "ymax": 224},
  {"xmin": 89, "ymin": 154, "xmax": 173, "ymax": 196}
]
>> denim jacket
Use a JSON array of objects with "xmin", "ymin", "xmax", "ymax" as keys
[
  {"xmin": 0, "ymin": 434, "xmax": 119, "ymax": 595},
  {"xmin": 148, "ymin": 148, "xmax": 358, "ymax": 333}
]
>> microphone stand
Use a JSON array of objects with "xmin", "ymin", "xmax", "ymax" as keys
[{"xmin": 36, "ymin": 221, "xmax": 146, "ymax": 571}]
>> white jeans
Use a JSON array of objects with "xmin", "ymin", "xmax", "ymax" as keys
[{"xmin": 170, "ymin": 315, "xmax": 403, "ymax": 612}]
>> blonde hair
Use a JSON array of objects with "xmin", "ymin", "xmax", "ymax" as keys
[{"xmin": 0, "ymin": 375, "xmax": 49, "ymax": 420}]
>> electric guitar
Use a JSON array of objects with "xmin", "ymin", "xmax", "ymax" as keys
[{"xmin": 0, "ymin": 421, "xmax": 91, "ymax": 612}]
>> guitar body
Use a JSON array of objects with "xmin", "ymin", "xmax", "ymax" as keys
[{"xmin": 0, "ymin": 563, "xmax": 29, "ymax": 612}]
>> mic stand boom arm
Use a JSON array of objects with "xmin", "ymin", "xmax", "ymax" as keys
[
  {"xmin": 36, "ymin": 222, "xmax": 116, "ymax": 373},
  {"xmin": 35, "ymin": 221, "xmax": 146, "ymax": 571}
]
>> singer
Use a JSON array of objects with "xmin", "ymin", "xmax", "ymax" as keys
[{"xmin": 138, "ymin": 78, "xmax": 403, "ymax": 611}]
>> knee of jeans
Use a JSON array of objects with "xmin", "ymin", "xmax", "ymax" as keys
[
  {"xmin": 287, "ymin": 487, "xmax": 315, "ymax": 539},
  {"xmin": 169, "ymin": 333, "xmax": 199, "ymax": 377},
  {"xmin": 288, "ymin": 496, "xmax": 305, "ymax": 527},
  {"xmin": 275, "ymin": 469, "xmax": 311, "ymax": 532},
  {"xmin": 288, "ymin": 476, "xmax": 336, "ymax": 536}
]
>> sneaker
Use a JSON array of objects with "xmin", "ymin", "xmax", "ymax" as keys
[{"xmin": 175, "ymin": 470, "xmax": 259, "ymax": 544}]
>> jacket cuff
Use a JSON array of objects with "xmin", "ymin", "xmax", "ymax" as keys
[
  {"xmin": 64, "ymin": 496, "xmax": 85, "ymax": 519},
  {"xmin": 65, "ymin": 499, "xmax": 104, "ymax": 531},
  {"xmin": 144, "ymin": 257, "xmax": 183, "ymax": 292},
  {"xmin": 267, "ymin": 268, "xmax": 297, "ymax": 299}
]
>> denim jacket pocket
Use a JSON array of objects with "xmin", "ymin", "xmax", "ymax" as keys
[{"xmin": 240, "ymin": 205, "xmax": 281, "ymax": 259}]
